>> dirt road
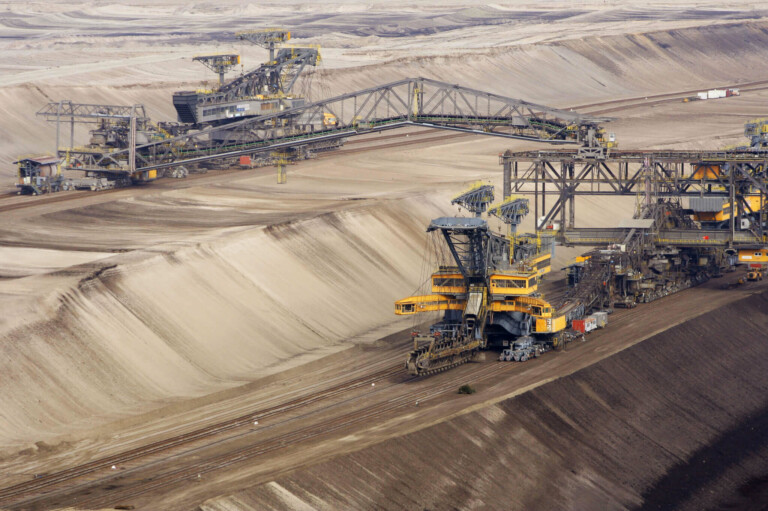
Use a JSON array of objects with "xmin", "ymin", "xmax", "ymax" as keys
[{"xmin": 2, "ymin": 274, "xmax": 763, "ymax": 510}]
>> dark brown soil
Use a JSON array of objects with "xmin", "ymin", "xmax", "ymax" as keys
[{"xmin": 212, "ymin": 290, "xmax": 768, "ymax": 511}]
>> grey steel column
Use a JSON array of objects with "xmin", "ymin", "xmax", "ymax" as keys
[
  {"xmin": 55, "ymin": 100, "xmax": 62, "ymax": 156},
  {"xmin": 568, "ymin": 163, "xmax": 575, "ymax": 228},
  {"xmin": 502, "ymin": 157, "xmax": 511, "ymax": 199},
  {"xmin": 560, "ymin": 164, "xmax": 566, "ymax": 230},
  {"xmin": 129, "ymin": 105, "xmax": 137, "ymax": 174},
  {"xmin": 729, "ymin": 169, "xmax": 735, "ymax": 245},
  {"xmin": 534, "ymin": 162, "xmax": 539, "ymax": 232}
]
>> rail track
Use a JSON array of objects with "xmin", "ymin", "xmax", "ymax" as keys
[
  {"xmin": 0, "ymin": 166, "xmax": 265, "ymax": 214},
  {"xmin": 335, "ymin": 131, "xmax": 469, "ymax": 156},
  {"xmin": 0, "ymin": 363, "xmax": 403, "ymax": 508},
  {"xmin": 571, "ymin": 77, "xmax": 768, "ymax": 112},
  {"xmin": 19, "ymin": 355, "xmax": 524, "ymax": 510},
  {"xmin": 578, "ymin": 82, "xmax": 768, "ymax": 116},
  {"xmin": 341, "ymin": 127, "xmax": 442, "ymax": 146},
  {"xmin": 1, "ymin": 273, "xmax": 759, "ymax": 509}
]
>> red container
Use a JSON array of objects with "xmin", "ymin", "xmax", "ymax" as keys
[
  {"xmin": 239, "ymin": 155, "xmax": 251, "ymax": 166},
  {"xmin": 572, "ymin": 319, "xmax": 586, "ymax": 333}
]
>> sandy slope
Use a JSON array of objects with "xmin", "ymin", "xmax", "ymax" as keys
[
  {"xmin": 0, "ymin": 3, "xmax": 767, "ymax": 509},
  {"xmin": 0, "ymin": 195, "xmax": 447, "ymax": 450},
  {"xmin": 203, "ymin": 289, "xmax": 768, "ymax": 511}
]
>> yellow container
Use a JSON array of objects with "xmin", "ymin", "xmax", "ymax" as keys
[{"xmin": 535, "ymin": 315, "xmax": 566, "ymax": 333}]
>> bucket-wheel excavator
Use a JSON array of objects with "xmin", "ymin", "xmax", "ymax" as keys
[
  {"xmin": 395, "ymin": 184, "xmax": 566, "ymax": 376},
  {"xmin": 173, "ymin": 29, "xmax": 323, "ymax": 130}
]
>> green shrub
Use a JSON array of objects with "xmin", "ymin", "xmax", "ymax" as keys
[{"xmin": 458, "ymin": 384, "xmax": 476, "ymax": 395}]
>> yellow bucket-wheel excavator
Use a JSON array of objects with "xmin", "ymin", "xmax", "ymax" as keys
[{"xmin": 395, "ymin": 183, "xmax": 566, "ymax": 376}]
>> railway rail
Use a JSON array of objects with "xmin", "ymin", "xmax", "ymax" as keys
[
  {"xmin": 572, "ymin": 78, "xmax": 768, "ymax": 114},
  {"xmin": 2, "ymin": 275, "xmax": 763, "ymax": 510},
  {"xmin": 583, "ymin": 86, "xmax": 768, "ymax": 116},
  {"xmin": 14, "ymin": 352, "xmax": 529, "ymax": 510},
  {"xmin": 0, "ymin": 364, "xmax": 403, "ymax": 508}
]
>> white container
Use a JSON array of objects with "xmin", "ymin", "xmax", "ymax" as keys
[
  {"xmin": 697, "ymin": 92, "xmax": 708, "ymax": 100},
  {"xmin": 591, "ymin": 311, "xmax": 608, "ymax": 328}
]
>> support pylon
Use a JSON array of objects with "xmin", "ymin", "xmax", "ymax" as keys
[{"xmin": 273, "ymin": 151, "xmax": 288, "ymax": 184}]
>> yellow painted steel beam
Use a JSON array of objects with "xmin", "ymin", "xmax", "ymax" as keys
[{"xmin": 394, "ymin": 294, "xmax": 465, "ymax": 315}]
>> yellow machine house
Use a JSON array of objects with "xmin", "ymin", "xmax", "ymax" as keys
[{"xmin": 394, "ymin": 185, "xmax": 568, "ymax": 375}]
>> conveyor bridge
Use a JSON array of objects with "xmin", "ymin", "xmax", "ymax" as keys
[
  {"xmin": 500, "ymin": 148, "xmax": 768, "ymax": 246},
  {"xmin": 560, "ymin": 228, "xmax": 760, "ymax": 247},
  {"xmin": 54, "ymin": 78, "xmax": 607, "ymax": 173}
]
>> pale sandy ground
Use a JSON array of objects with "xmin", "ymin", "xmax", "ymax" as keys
[
  {"xmin": 1, "ymin": 2, "xmax": 768, "ymax": 509},
  {"xmin": 2, "ymin": 0, "xmax": 768, "ymax": 178}
]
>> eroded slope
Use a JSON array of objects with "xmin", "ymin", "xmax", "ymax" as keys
[{"xmin": 205, "ymin": 290, "xmax": 768, "ymax": 511}]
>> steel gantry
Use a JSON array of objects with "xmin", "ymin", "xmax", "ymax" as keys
[
  {"xmin": 37, "ymin": 101, "xmax": 150, "ymax": 177},
  {"xmin": 499, "ymin": 148, "xmax": 768, "ymax": 247},
  {"xmin": 48, "ymin": 78, "xmax": 607, "ymax": 176}
]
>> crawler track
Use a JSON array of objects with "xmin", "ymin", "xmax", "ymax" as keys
[{"xmin": 414, "ymin": 352, "xmax": 477, "ymax": 376}]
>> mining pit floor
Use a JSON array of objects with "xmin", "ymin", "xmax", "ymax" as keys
[{"xmin": 2, "ymin": 2, "xmax": 768, "ymax": 510}]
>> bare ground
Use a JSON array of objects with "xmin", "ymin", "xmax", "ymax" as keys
[
  {"xmin": 1, "ymin": 3, "xmax": 768, "ymax": 510},
  {"xmin": 201, "ymin": 288, "xmax": 768, "ymax": 511}
]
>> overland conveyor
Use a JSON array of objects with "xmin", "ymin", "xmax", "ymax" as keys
[{"xmin": 560, "ymin": 227, "xmax": 760, "ymax": 248}]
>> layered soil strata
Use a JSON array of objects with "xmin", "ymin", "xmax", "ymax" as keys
[
  {"xmin": 1, "ymin": 4, "xmax": 768, "ymax": 509},
  {"xmin": 203, "ymin": 291, "xmax": 768, "ymax": 511}
]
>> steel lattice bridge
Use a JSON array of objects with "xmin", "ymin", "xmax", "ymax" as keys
[
  {"xmin": 499, "ymin": 148, "xmax": 768, "ymax": 248},
  {"xmin": 40, "ymin": 78, "xmax": 608, "ymax": 173}
]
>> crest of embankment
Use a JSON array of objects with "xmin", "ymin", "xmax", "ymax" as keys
[{"xmin": 0, "ymin": 195, "xmax": 447, "ymax": 454}]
